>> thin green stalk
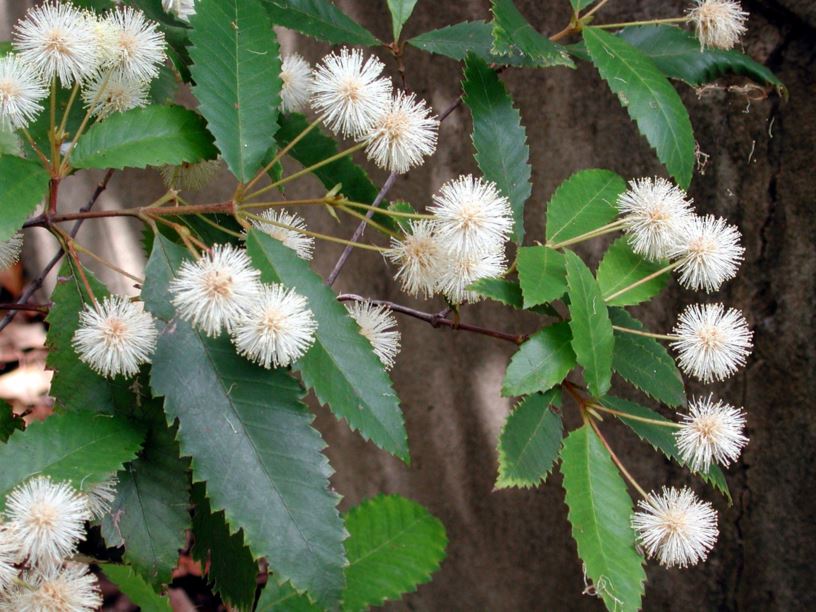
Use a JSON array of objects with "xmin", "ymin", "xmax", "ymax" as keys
[
  {"xmin": 194, "ymin": 214, "xmax": 243, "ymax": 238},
  {"xmin": 547, "ymin": 219, "xmax": 625, "ymax": 250},
  {"xmin": 57, "ymin": 82, "xmax": 80, "ymax": 139},
  {"xmin": 588, "ymin": 418, "xmax": 650, "ymax": 499},
  {"xmin": 337, "ymin": 204, "xmax": 400, "ymax": 238},
  {"xmin": 59, "ymin": 70, "xmax": 113, "ymax": 174},
  {"xmin": 589, "ymin": 403, "xmax": 681, "ymax": 428},
  {"xmin": 592, "ymin": 16, "xmax": 687, "ymax": 29},
  {"xmin": 603, "ymin": 260, "xmax": 681, "ymax": 303},
  {"xmin": 612, "ymin": 324, "xmax": 675, "ymax": 342},
  {"xmin": 339, "ymin": 199, "xmax": 434, "ymax": 219}
]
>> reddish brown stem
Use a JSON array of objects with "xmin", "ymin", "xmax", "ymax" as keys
[
  {"xmin": 48, "ymin": 178, "xmax": 60, "ymax": 215},
  {"xmin": 0, "ymin": 303, "xmax": 49, "ymax": 313}
]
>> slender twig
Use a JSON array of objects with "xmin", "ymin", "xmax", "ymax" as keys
[
  {"xmin": 611, "ymin": 325, "xmax": 675, "ymax": 342},
  {"xmin": 588, "ymin": 418, "xmax": 650, "ymax": 499},
  {"xmin": 604, "ymin": 260, "xmax": 680, "ymax": 303},
  {"xmin": 588, "ymin": 403, "xmax": 681, "ymax": 428},
  {"xmin": 0, "ymin": 303, "xmax": 50, "ymax": 313}
]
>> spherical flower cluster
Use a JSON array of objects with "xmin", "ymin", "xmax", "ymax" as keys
[
  {"xmin": 280, "ymin": 53, "xmax": 313, "ymax": 114},
  {"xmin": 249, "ymin": 209, "xmax": 315, "ymax": 261},
  {"xmin": 671, "ymin": 214, "xmax": 744, "ymax": 293},
  {"xmin": 675, "ymin": 394, "xmax": 748, "ymax": 471},
  {"xmin": 0, "ymin": 55, "xmax": 47, "ymax": 130},
  {"xmin": 345, "ymin": 300, "xmax": 401, "ymax": 370},
  {"xmin": 81, "ymin": 69, "xmax": 150, "ymax": 119},
  {"xmin": 0, "ymin": 233, "xmax": 24, "ymax": 270},
  {"xmin": 9, "ymin": 562, "xmax": 102, "ymax": 612},
  {"xmin": 687, "ymin": 0, "xmax": 748, "ymax": 50},
  {"xmin": 162, "ymin": 0, "xmax": 197, "ymax": 23}
]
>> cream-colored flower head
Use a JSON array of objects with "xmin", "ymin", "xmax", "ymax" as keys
[
  {"xmin": 0, "ymin": 233, "xmax": 24, "ymax": 270},
  {"xmin": 345, "ymin": 300, "xmax": 401, "ymax": 370},
  {"xmin": 385, "ymin": 220, "xmax": 443, "ymax": 299},
  {"xmin": 0, "ymin": 524, "xmax": 20, "ymax": 594},
  {"xmin": 82, "ymin": 475, "xmax": 119, "ymax": 521},
  {"xmin": 280, "ymin": 53, "xmax": 313, "ymax": 113},
  {"xmin": 101, "ymin": 6, "xmax": 166, "ymax": 81},
  {"xmin": 81, "ymin": 69, "xmax": 150, "ymax": 119},
  {"xmin": 675, "ymin": 395, "xmax": 748, "ymax": 472},
  {"xmin": 671, "ymin": 215, "xmax": 744, "ymax": 293},
  {"xmin": 0, "ymin": 54, "xmax": 47, "ymax": 130},
  {"xmin": 687, "ymin": 0, "xmax": 748, "ymax": 50},
  {"xmin": 436, "ymin": 248, "xmax": 507, "ymax": 305},
  {"xmin": 10, "ymin": 562, "xmax": 102, "ymax": 612},
  {"xmin": 249, "ymin": 209, "xmax": 315, "ymax": 261}
]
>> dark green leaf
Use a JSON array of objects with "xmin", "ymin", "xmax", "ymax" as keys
[
  {"xmin": 560, "ymin": 425, "xmax": 646, "ymax": 612},
  {"xmin": 343, "ymin": 495, "xmax": 447, "ymax": 611},
  {"xmin": 564, "ymin": 251, "xmax": 614, "ymax": 398},
  {"xmin": 517, "ymin": 246, "xmax": 567, "ymax": 308},
  {"xmin": 463, "ymin": 54, "xmax": 531, "ymax": 244},
  {"xmin": 0, "ymin": 400, "xmax": 23, "ymax": 443},
  {"xmin": 609, "ymin": 309, "xmax": 685, "ymax": 407},
  {"xmin": 246, "ymin": 230, "xmax": 408, "ymax": 461},
  {"xmin": 502, "ymin": 322, "xmax": 575, "ymax": 397},
  {"xmin": 146, "ymin": 236, "xmax": 346, "ymax": 607},
  {"xmin": 0, "ymin": 411, "xmax": 144, "ymax": 511},
  {"xmin": 257, "ymin": 581, "xmax": 320, "ymax": 611},
  {"xmin": 467, "ymin": 277, "xmax": 523, "ymax": 308},
  {"xmin": 496, "ymin": 390, "xmax": 563, "ymax": 488},
  {"xmin": 71, "ymin": 105, "xmax": 218, "ymax": 170},
  {"xmin": 544, "ymin": 169, "xmax": 625, "ymax": 246},
  {"xmin": 387, "ymin": 0, "xmax": 418, "ymax": 41},
  {"xmin": 149, "ymin": 62, "xmax": 180, "ymax": 106},
  {"xmin": 583, "ymin": 27, "xmax": 695, "ymax": 188},
  {"xmin": 261, "ymin": 0, "xmax": 380, "ymax": 46},
  {"xmin": 571, "ymin": 0, "xmax": 595, "ymax": 12},
  {"xmin": 0, "ymin": 155, "xmax": 49, "ymax": 242},
  {"xmin": 99, "ymin": 564, "xmax": 172, "ymax": 612},
  {"xmin": 597, "ymin": 236, "xmax": 669, "ymax": 306},
  {"xmin": 189, "ymin": 0, "xmax": 281, "ymax": 182},
  {"xmin": 408, "ymin": 21, "xmax": 534, "ymax": 67},
  {"xmin": 491, "ymin": 0, "xmax": 574, "ymax": 68}
]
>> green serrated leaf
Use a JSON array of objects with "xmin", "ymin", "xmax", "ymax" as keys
[
  {"xmin": 99, "ymin": 564, "xmax": 173, "ymax": 612},
  {"xmin": 496, "ymin": 390, "xmax": 563, "ymax": 489},
  {"xmin": 490, "ymin": 0, "xmax": 574, "ymax": 68},
  {"xmin": 0, "ymin": 411, "xmax": 144, "ymax": 511},
  {"xmin": 583, "ymin": 28, "xmax": 695, "ymax": 188},
  {"xmin": 609, "ymin": 309, "xmax": 685, "ymax": 407},
  {"xmin": 0, "ymin": 155, "xmax": 49, "ymax": 242},
  {"xmin": 257, "ymin": 581, "xmax": 320, "ymax": 611},
  {"xmin": 463, "ymin": 54, "xmax": 531, "ymax": 244},
  {"xmin": 517, "ymin": 246, "xmax": 567, "ymax": 308},
  {"xmin": 342, "ymin": 495, "xmax": 447, "ymax": 611},
  {"xmin": 564, "ymin": 251, "xmax": 614, "ymax": 398},
  {"xmin": 192, "ymin": 483, "xmax": 258, "ymax": 611},
  {"xmin": 100, "ymin": 407, "xmax": 191, "ymax": 590},
  {"xmin": 502, "ymin": 322, "xmax": 575, "ymax": 397},
  {"xmin": 571, "ymin": 0, "xmax": 595, "ymax": 12},
  {"xmin": 387, "ymin": 0, "xmax": 418, "ymax": 41},
  {"xmin": 71, "ymin": 105, "xmax": 217, "ymax": 170},
  {"xmin": 544, "ymin": 169, "xmax": 625, "ymax": 245},
  {"xmin": 261, "ymin": 0, "xmax": 380, "ymax": 45},
  {"xmin": 467, "ymin": 278, "xmax": 523, "ymax": 308},
  {"xmin": 0, "ymin": 399, "xmax": 24, "ymax": 443},
  {"xmin": 149, "ymin": 62, "xmax": 180, "ymax": 106},
  {"xmin": 246, "ymin": 230, "xmax": 408, "ymax": 461},
  {"xmin": 560, "ymin": 425, "xmax": 646, "ymax": 612},
  {"xmin": 409, "ymin": 21, "xmax": 536, "ymax": 67},
  {"xmin": 145, "ymin": 236, "xmax": 346, "ymax": 607},
  {"xmin": 189, "ymin": 0, "xmax": 281, "ymax": 182},
  {"xmin": 597, "ymin": 236, "xmax": 669, "ymax": 306}
]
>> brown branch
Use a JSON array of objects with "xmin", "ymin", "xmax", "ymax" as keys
[
  {"xmin": 0, "ymin": 302, "xmax": 50, "ymax": 313},
  {"xmin": 24, "ymin": 199, "xmax": 234, "ymax": 227}
]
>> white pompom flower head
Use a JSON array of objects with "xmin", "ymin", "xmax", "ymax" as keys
[
  {"xmin": 101, "ymin": 6, "xmax": 166, "ymax": 82},
  {"xmin": 249, "ymin": 208, "xmax": 315, "ymax": 261},
  {"xmin": 676, "ymin": 394, "xmax": 748, "ymax": 472},
  {"xmin": 345, "ymin": 300, "xmax": 401, "ymax": 370},
  {"xmin": 0, "ymin": 54, "xmax": 47, "ymax": 130},
  {"xmin": 169, "ymin": 244, "xmax": 261, "ymax": 337},
  {"xmin": 162, "ymin": 0, "xmax": 197, "ymax": 23},
  {"xmin": 11, "ymin": 562, "xmax": 102, "ymax": 612},
  {"xmin": 385, "ymin": 220, "xmax": 444, "ymax": 299},
  {"xmin": 363, "ymin": 90, "xmax": 439, "ymax": 174},
  {"xmin": 81, "ymin": 69, "xmax": 150, "ymax": 119},
  {"xmin": 672, "ymin": 214, "xmax": 744, "ymax": 293},
  {"xmin": 0, "ymin": 233, "xmax": 24, "ymax": 270},
  {"xmin": 632, "ymin": 486, "xmax": 719, "ymax": 568},
  {"xmin": 0, "ymin": 524, "xmax": 20, "ymax": 593},
  {"xmin": 436, "ymin": 247, "xmax": 507, "ymax": 305},
  {"xmin": 230, "ymin": 283, "xmax": 318, "ymax": 369},
  {"xmin": 280, "ymin": 53, "xmax": 313, "ymax": 114},
  {"xmin": 687, "ymin": 0, "xmax": 748, "ymax": 50},
  {"xmin": 671, "ymin": 303, "xmax": 753, "ymax": 383},
  {"xmin": 83, "ymin": 475, "xmax": 119, "ymax": 521},
  {"xmin": 310, "ymin": 47, "xmax": 392, "ymax": 138},
  {"xmin": 617, "ymin": 177, "xmax": 694, "ymax": 261}
]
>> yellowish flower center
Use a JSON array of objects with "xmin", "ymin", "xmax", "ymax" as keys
[{"xmin": 203, "ymin": 269, "xmax": 233, "ymax": 298}]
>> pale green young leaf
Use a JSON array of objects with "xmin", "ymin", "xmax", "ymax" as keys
[
  {"xmin": 387, "ymin": 0, "xmax": 418, "ymax": 41},
  {"xmin": 496, "ymin": 390, "xmax": 563, "ymax": 489},
  {"xmin": 408, "ymin": 21, "xmax": 534, "ymax": 66},
  {"xmin": 517, "ymin": 246, "xmax": 567, "ymax": 308},
  {"xmin": 583, "ymin": 28, "xmax": 695, "ymax": 188},
  {"xmin": 560, "ymin": 426, "xmax": 646, "ymax": 612},
  {"xmin": 189, "ymin": 0, "xmax": 281, "ymax": 182},
  {"xmin": 99, "ymin": 564, "xmax": 173, "ymax": 612},
  {"xmin": 597, "ymin": 236, "xmax": 669, "ymax": 306},
  {"xmin": 502, "ymin": 322, "xmax": 575, "ymax": 397},
  {"xmin": 0, "ymin": 155, "xmax": 49, "ymax": 242},
  {"xmin": 467, "ymin": 278, "xmax": 523, "ymax": 308},
  {"xmin": 491, "ymin": 0, "xmax": 574, "ymax": 68},
  {"xmin": 260, "ymin": 0, "xmax": 380, "ymax": 45},
  {"xmin": 565, "ymin": 252, "xmax": 614, "ymax": 398}
]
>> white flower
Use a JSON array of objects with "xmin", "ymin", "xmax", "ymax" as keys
[
  {"xmin": 230, "ymin": 283, "xmax": 317, "ymax": 369},
  {"xmin": 159, "ymin": 160, "xmax": 221, "ymax": 192},
  {"xmin": 102, "ymin": 7, "xmax": 166, "ymax": 82},
  {"xmin": 81, "ymin": 69, "xmax": 149, "ymax": 119},
  {"xmin": 632, "ymin": 487, "xmax": 718, "ymax": 568},
  {"xmin": 162, "ymin": 0, "xmax": 196, "ymax": 23},
  {"xmin": 0, "ymin": 524, "xmax": 20, "ymax": 593},
  {"xmin": 12, "ymin": 1, "xmax": 100, "ymax": 85},
  {"xmin": 617, "ymin": 177, "xmax": 694, "ymax": 261},
  {"xmin": 72, "ymin": 296, "xmax": 158, "ymax": 379},
  {"xmin": 671, "ymin": 303, "xmax": 753, "ymax": 383},
  {"xmin": 280, "ymin": 53, "xmax": 312, "ymax": 113},
  {"xmin": 82, "ymin": 475, "xmax": 118, "ymax": 521},
  {"xmin": 249, "ymin": 209, "xmax": 315, "ymax": 261},
  {"xmin": 436, "ymin": 248, "xmax": 507, "ymax": 305},
  {"xmin": 310, "ymin": 48, "xmax": 392, "ymax": 138},
  {"xmin": 11, "ymin": 562, "xmax": 102, "ymax": 612},
  {"xmin": 0, "ymin": 54, "xmax": 47, "ymax": 130},
  {"xmin": 345, "ymin": 301, "xmax": 401, "ymax": 370},
  {"xmin": 0, "ymin": 233, "xmax": 24, "ymax": 270},
  {"xmin": 671, "ymin": 215, "xmax": 744, "ymax": 293},
  {"xmin": 429, "ymin": 175, "xmax": 513, "ymax": 257},
  {"xmin": 6, "ymin": 476, "xmax": 90, "ymax": 568},
  {"xmin": 687, "ymin": 0, "xmax": 748, "ymax": 50},
  {"xmin": 362, "ymin": 90, "xmax": 438, "ymax": 174},
  {"xmin": 385, "ymin": 220, "xmax": 443, "ymax": 298},
  {"xmin": 676, "ymin": 395, "xmax": 748, "ymax": 472},
  {"xmin": 169, "ymin": 244, "xmax": 261, "ymax": 337}
]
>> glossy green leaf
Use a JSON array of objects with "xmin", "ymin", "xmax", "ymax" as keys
[
  {"xmin": 99, "ymin": 564, "xmax": 172, "ymax": 612},
  {"xmin": 0, "ymin": 155, "xmax": 49, "ymax": 242},
  {"xmin": 246, "ymin": 230, "xmax": 408, "ymax": 461},
  {"xmin": 0, "ymin": 400, "xmax": 23, "ymax": 443},
  {"xmin": 467, "ymin": 277, "xmax": 523, "ymax": 308},
  {"xmin": 261, "ymin": 0, "xmax": 379, "ymax": 45},
  {"xmin": 257, "ymin": 581, "xmax": 320, "ymax": 611},
  {"xmin": 560, "ymin": 425, "xmax": 646, "ymax": 612},
  {"xmin": 408, "ymin": 21, "xmax": 534, "ymax": 67},
  {"xmin": 491, "ymin": 0, "xmax": 573, "ymax": 68},
  {"xmin": 496, "ymin": 390, "xmax": 563, "ymax": 488},
  {"xmin": 189, "ymin": 0, "xmax": 281, "ymax": 182},
  {"xmin": 463, "ymin": 53, "xmax": 531, "ymax": 244},
  {"xmin": 544, "ymin": 169, "xmax": 625, "ymax": 245},
  {"xmin": 387, "ymin": 0, "xmax": 418, "ymax": 41},
  {"xmin": 517, "ymin": 246, "xmax": 567, "ymax": 308},
  {"xmin": 597, "ymin": 236, "xmax": 669, "ymax": 306},
  {"xmin": 71, "ymin": 105, "xmax": 218, "ymax": 170},
  {"xmin": 583, "ymin": 27, "xmax": 695, "ymax": 188},
  {"xmin": 502, "ymin": 322, "xmax": 575, "ymax": 397},
  {"xmin": 564, "ymin": 251, "xmax": 614, "ymax": 398},
  {"xmin": 149, "ymin": 62, "xmax": 180, "ymax": 106},
  {"xmin": 609, "ymin": 309, "xmax": 685, "ymax": 407},
  {"xmin": 145, "ymin": 236, "xmax": 346, "ymax": 607},
  {"xmin": 571, "ymin": 0, "xmax": 595, "ymax": 12},
  {"xmin": 0, "ymin": 411, "xmax": 144, "ymax": 511},
  {"xmin": 343, "ymin": 495, "xmax": 447, "ymax": 611}
]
